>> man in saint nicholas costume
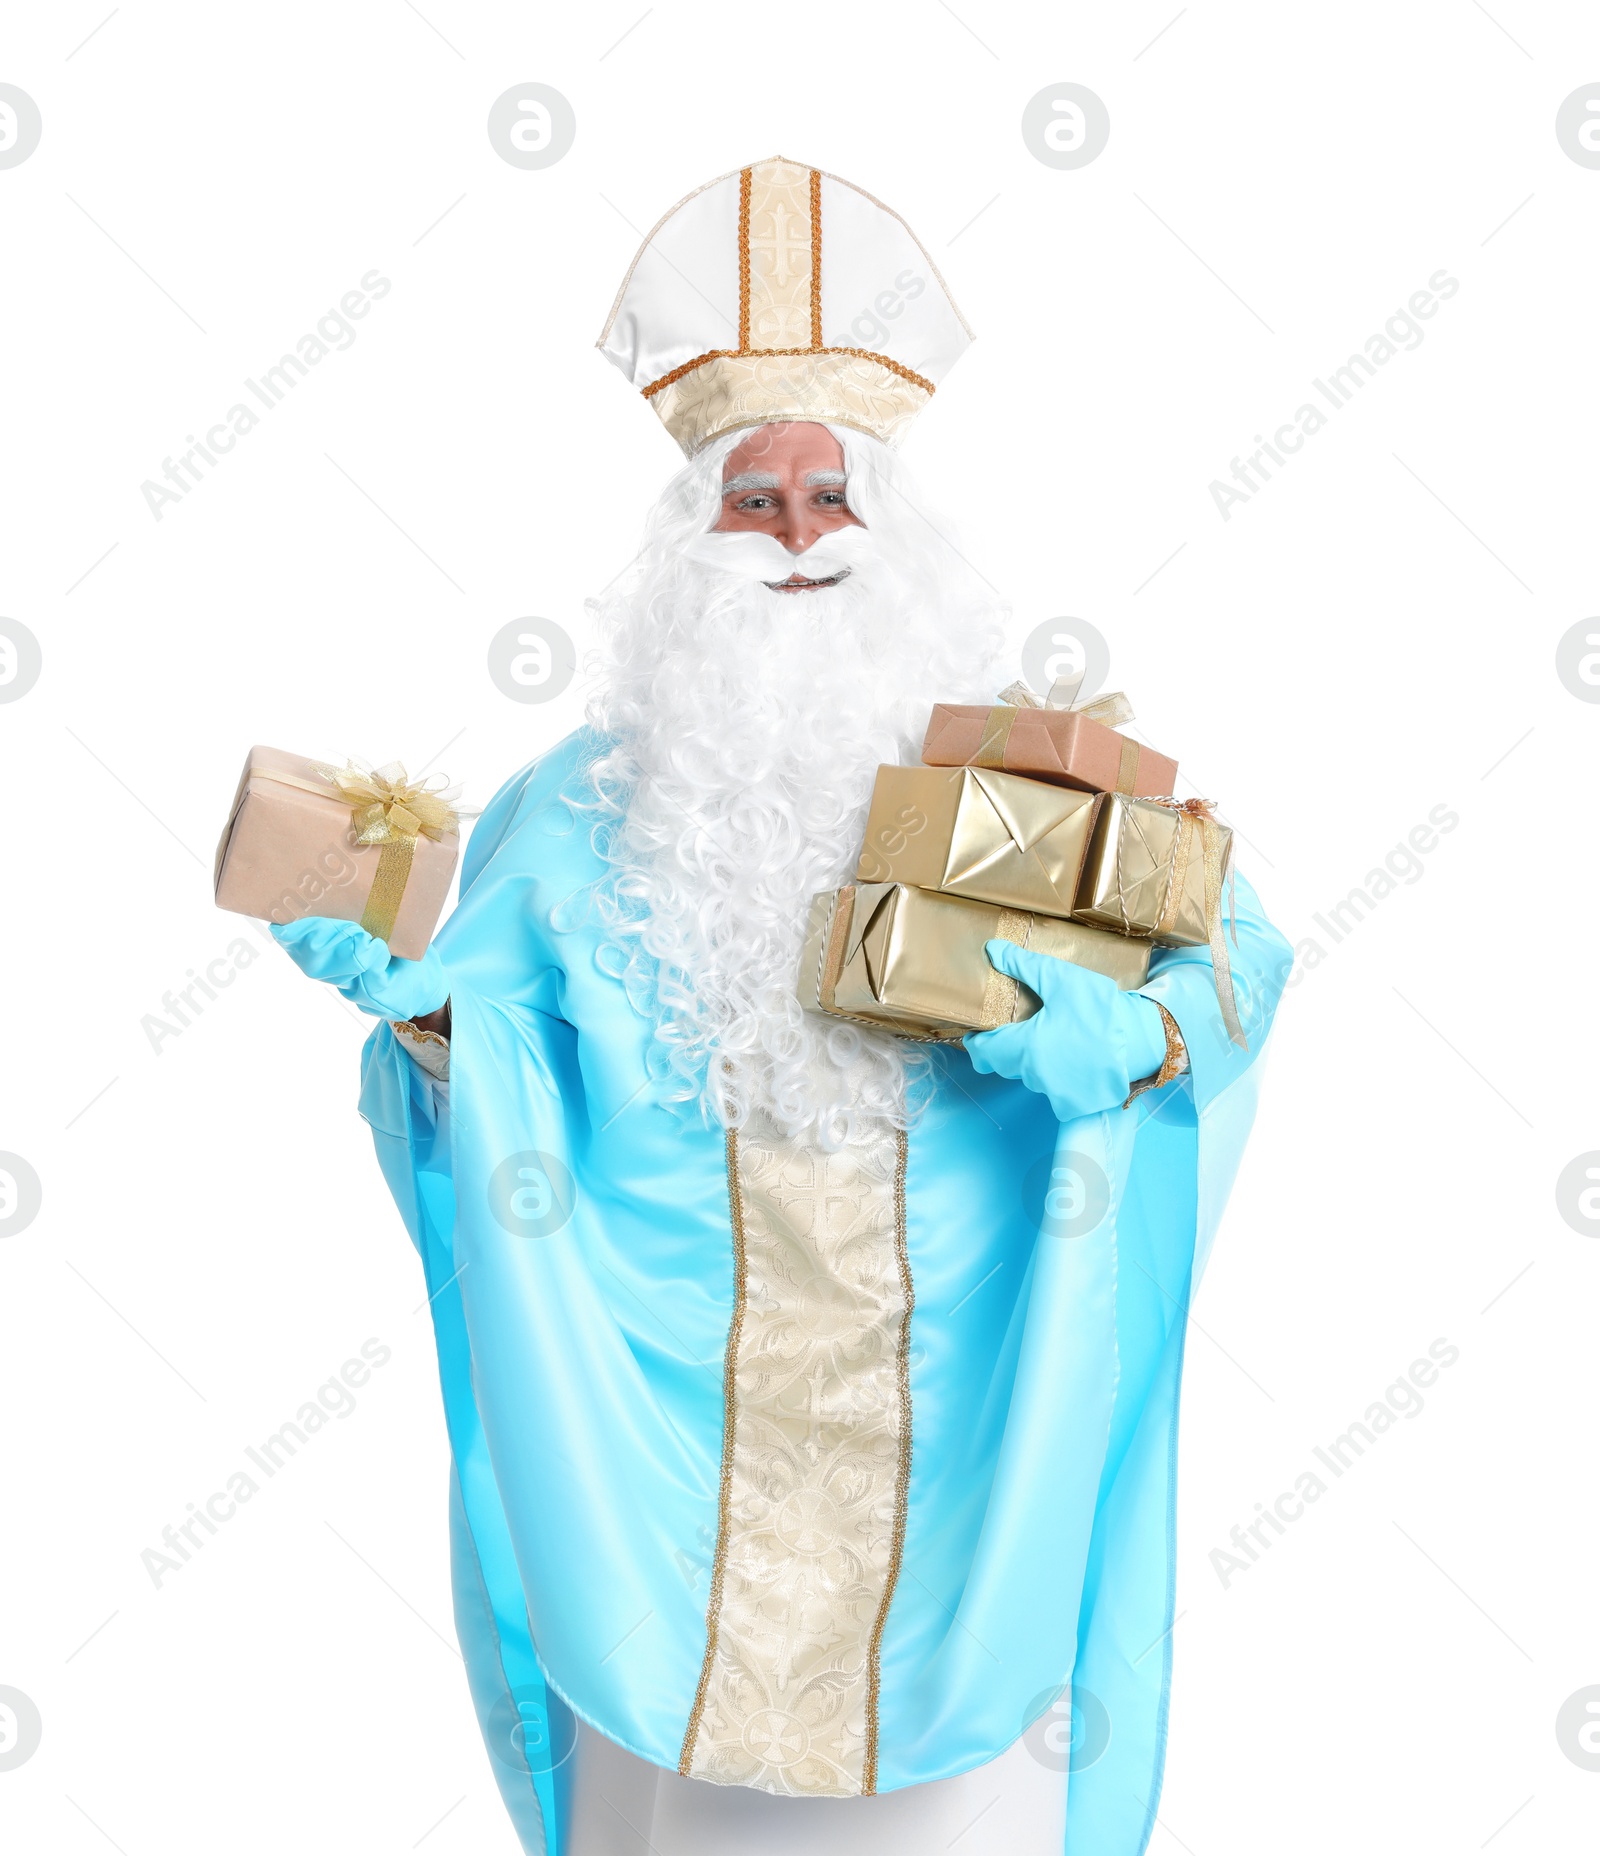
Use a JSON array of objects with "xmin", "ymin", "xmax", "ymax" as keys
[{"xmin": 274, "ymin": 158, "xmax": 1290, "ymax": 1856}]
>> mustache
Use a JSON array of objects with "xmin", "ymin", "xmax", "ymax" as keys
[{"xmin": 678, "ymin": 525, "xmax": 879, "ymax": 583}]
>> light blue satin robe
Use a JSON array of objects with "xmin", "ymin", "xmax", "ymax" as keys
[{"xmin": 357, "ymin": 730, "xmax": 1290, "ymax": 1854}]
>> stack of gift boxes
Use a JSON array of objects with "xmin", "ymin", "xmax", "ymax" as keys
[{"xmin": 798, "ymin": 685, "xmax": 1237, "ymax": 1042}]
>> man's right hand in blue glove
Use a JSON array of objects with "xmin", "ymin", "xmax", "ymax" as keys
[{"xmin": 270, "ymin": 918, "xmax": 450, "ymax": 1028}]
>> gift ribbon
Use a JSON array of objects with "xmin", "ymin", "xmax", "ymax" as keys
[
  {"xmin": 244, "ymin": 757, "xmax": 469, "ymax": 946},
  {"xmin": 312, "ymin": 760, "xmax": 465, "ymax": 944},
  {"xmin": 978, "ymin": 678, "xmax": 1141, "ymax": 792},
  {"xmin": 977, "ymin": 907, "xmax": 1034, "ymax": 1028},
  {"xmin": 1143, "ymin": 796, "xmax": 1247, "ymax": 1051}
]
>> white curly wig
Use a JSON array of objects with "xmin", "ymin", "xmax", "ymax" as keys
[{"xmin": 579, "ymin": 424, "xmax": 1007, "ymax": 1148}]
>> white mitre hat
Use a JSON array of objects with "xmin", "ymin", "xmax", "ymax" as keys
[{"xmin": 597, "ymin": 156, "xmax": 974, "ymax": 456}]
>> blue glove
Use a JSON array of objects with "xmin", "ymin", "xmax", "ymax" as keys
[
  {"xmin": 270, "ymin": 917, "xmax": 449, "ymax": 1021},
  {"xmin": 965, "ymin": 939, "xmax": 1168, "ymax": 1121}
]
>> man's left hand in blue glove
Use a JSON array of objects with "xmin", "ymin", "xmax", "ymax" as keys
[
  {"xmin": 270, "ymin": 917, "xmax": 450, "ymax": 1023},
  {"xmin": 965, "ymin": 938, "xmax": 1173, "ymax": 1122}
]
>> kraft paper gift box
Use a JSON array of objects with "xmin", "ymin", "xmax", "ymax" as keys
[
  {"xmin": 921, "ymin": 697, "xmax": 1177, "ymax": 798},
  {"xmin": 797, "ymin": 882, "xmax": 1152, "ymax": 1043},
  {"xmin": 1073, "ymin": 792, "xmax": 1234, "ymax": 947},
  {"xmin": 213, "ymin": 746, "xmax": 461, "ymax": 961},
  {"xmin": 856, "ymin": 764, "xmax": 1102, "ymax": 920}
]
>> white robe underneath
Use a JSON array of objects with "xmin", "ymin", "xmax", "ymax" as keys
[{"xmin": 565, "ymin": 1722, "xmax": 1068, "ymax": 1855}]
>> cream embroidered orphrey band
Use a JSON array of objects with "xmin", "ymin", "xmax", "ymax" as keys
[
  {"xmin": 644, "ymin": 158, "xmax": 934, "ymax": 455},
  {"xmin": 680, "ymin": 1121, "xmax": 914, "ymax": 1796}
]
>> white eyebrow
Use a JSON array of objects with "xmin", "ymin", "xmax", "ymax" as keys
[
  {"xmin": 804, "ymin": 469, "xmax": 846, "ymax": 486},
  {"xmin": 721, "ymin": 471, "xmax": 781, "ymax": 493}
]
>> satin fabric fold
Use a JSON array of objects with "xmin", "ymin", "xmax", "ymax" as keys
[{"xmin": 356, "ymin": 728, "xmax": 1290, "ymax": 1854}]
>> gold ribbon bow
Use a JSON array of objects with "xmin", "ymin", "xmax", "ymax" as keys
[
  {"xmin": 981, "ymin": 677, "xmax": 1141, "ymax": 791},
  {"xmin": 313, "ymin": 760, "xmax": 466, "ymax": 946},
  {"xmin": 995, "ymin": 676, "xmax": 1135, "ymax": 727},
  {"xmin": 1143, "ymin": 795, "xmax": 1247, "ymax": 1051}
]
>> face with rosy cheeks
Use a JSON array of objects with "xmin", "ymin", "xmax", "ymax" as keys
[{"xmin": 711, "ymin": 421, "xmax": 865, "ymax": 591}]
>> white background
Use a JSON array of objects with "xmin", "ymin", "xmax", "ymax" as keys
[{"xmin": 2, "ymin": 3, "xmax": 1596, "ymax": 1851}]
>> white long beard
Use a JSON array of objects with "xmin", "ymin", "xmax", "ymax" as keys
[{"xmin": 582, "ymin": 428, "xmax": 1007, "ymax": 1147}]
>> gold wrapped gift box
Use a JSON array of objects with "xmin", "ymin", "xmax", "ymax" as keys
[
  {"xmin": 213, "ymin": 746, "xmax": 461, "ymax": 961},
  {"xmin": 856, "ymin": 766, "xmax": 1233, "ymax": 952},
  {"xmin": 1074, "ymin": 792, "xmax": 1234, "ymax": 947},
  {"xmin": 856, "ymin": 764, "xmax": 1102, "ymax": 918},
  {"xmin": 798, "ymin": 882, "xmax": 1151, "ymax": 1042}
]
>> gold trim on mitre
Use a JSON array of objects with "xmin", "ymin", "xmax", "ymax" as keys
[
  {"xmin": 650, "ymin": 351, "xmax": 932, "ymax": 454},
  {"xmin": 598, "ymin": 155, "xmax": 972, "ymax": 455}
]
